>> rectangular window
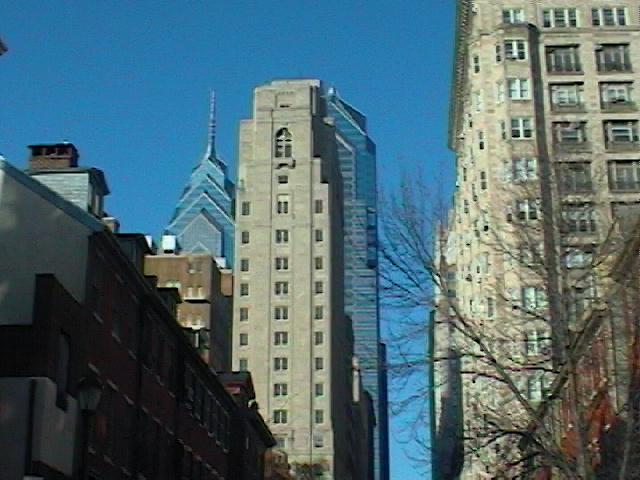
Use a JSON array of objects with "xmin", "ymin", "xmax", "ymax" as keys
[
  {"xmin": 314, "ymin": 281, "xmax": 324, "ymax": 294},
  {"xmin": 315, "ymin": 229, "xmax": 324, "ymax": 242},
  {"xmin": 274, "ymin": 331, "xmax": 289, "ymax": 346},
  {"xmin": 546, "ymin": 45, "xmax": 581, "ymax": 73},
  {"xmin": 239, "ymin": 333, "xmax": 248, "ymax": 346},
  {"xmin": 495, "ymin": 44, "xmax": 502, "ymax": 62},
  {"xmin": 313, "ymin": 433, "xmax": 324, "ymax": 448},
  {"xmin": 600, "ymin": 82, "xmax": 634, "ymax": 108},
  {"xmin": 559, "ymin": 162, "xmax": 592, "ymax": 193},
  {"xmin": 274, "ymin": 383, "xmax": 288, "ymax": 397},
  {"xmin": 275, "ymin": 281, "xmax": 289, "ymax": 295},
  {"xmin": 275, "ymin": 257, "xmax": 289, "ymax": 271},
  {"xmin": 543, "ymin": 8, "xmax": 578, "ymax": 27},
  {"xmin": 504, "ymin": 39, "xmax": 527, "ymax": 60},
  {"xmin": 315, "ymin": 383, "xmax": 324, "ymax": 397},
  {"xmin": 511, "ymin": 118, "xmax": 533, "ymax": 139},
  {"xmin": 604, "ymin": 120, "xmax": 639, "ymax": 147},
  {"xmin": 314, "ymin": 200, "xmax": 323, "ymax": 214},
  {"xmin": 314, "ymin": 257, "xmax": 324, "ymax": 270},
  {"xmin": 277, "ymin": 175, "xmax": 289, "ymax": 184},
  {"xmin": 487, "ymin": 297, "xmax": 494, "ymax": 318},
  {"xmin": 562, "ymin": 204, "xmax": 597, "ymax": 233},
  {"xmin": 240, "ymin": 258, "xmax": 249, "ymax": 272},
  {"xmin": 478, "ymin": 131, "xmax": 485, "ymax": 150},
  {"xmin": 515, "ymin": 199, "xmax": 540, "ymax": 222},
  {"xmin": 314, "ymin": 306, "xmax": 324, "ymax": 320},
  {"xmin": 496, "ymin": 81, "xmax": 505, "ymax": 103},
  {"xmin": 608, "ymin": 160, "xmax": 640, "ymax": 191},
  {"xmin": 275, "ymin": 229, "xmax": 289, "ymax": 244},
  {"xmin": 564, "ymin": 248, "xmax": 593, "ymax": 269},
  {"xmin": 550, "ymin": 83, "xmax": 584, "ymax": 109},
  {"xmin": 472, "ymin": 54, "xmax": 480, "ymax": 73},
  {"xmin": 240, "ymin": 283, "xmax": 249, "ymax": 296},
  {"xmin": 596, "ymin": 44, "xmax": 631, "ymax": 73},
  {"xmin": 314, "ymin": 409, "xmax": 324, "ymax": 424},
  {"xmin": 239, "ymin": 358, "xmax": 248, "ymax": 371},
  {"xmin": 274, "ymin": 306, "xmax": 289, "ymax": 320},
  {"xmin": 274, "ymin": 357, "xmax": 289, "ymax": 371},
  {"xmin": 502, "ymin": 8, "xmax": 524, "ymax": 24},
  {"xmin": 314, "ymin": 357, "xmax": 324, "ymax": 371},
  {"xmin": 592, "ymin": 7, "xmax": 627, "ymax": 26},
  {"xmin": 521, "ymin": 286, "xmax": 547, "ymax": 311},
  {"xmin": 612, "ymin": 202, "xmax": 640, "ymax": 233},
  {"xmin": 473, "ymin": 90, "xmax": 483, "ymax": 112},
  {"xmin": 241, "ymin": 201, "xmax": 250, "ymax": 216},
  {"xmin": 241, "ymin": 231, "xmax": 250, "ymax": 244},
  {"xmin": 314, "ymin": 331, "xmax": 324, "ymax": 345},
  {"xmin": 276, "ymin": 194, "xmax": 290, "ymax": 214},
  {"xmin": 507, "ymin": 78, "xmax": 530, "ymax": 100},
  {"xmin": 239, "ymin": 307, "xmax": 249, "ymax": 321},
  {"xmin": 553, "ymin": 122, "xmax": 588, "ymax": 145},
  {"xmin": 273, "ymin": 410, "xmax": 288, "ymax": 424}
]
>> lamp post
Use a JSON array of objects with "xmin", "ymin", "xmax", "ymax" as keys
[{"xmin": 77, "ymin": 373, "xmax": 103, "ymax": 480}]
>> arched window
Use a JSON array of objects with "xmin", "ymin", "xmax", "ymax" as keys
[{"xmin": 275, "ymin": 128, "xmax": 293, "ymax": 158}]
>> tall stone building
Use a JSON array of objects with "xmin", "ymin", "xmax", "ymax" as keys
[
  {"xmin": 327, "ymin": 89, "xmax": 389, "ymax": 480},
  {"xmin": 233, "ymin": 79, "xmax": 359, "ymax": 479},
  {"xmin": 437, "ymin": 1, "xmax": 640, "ymax": 476}
]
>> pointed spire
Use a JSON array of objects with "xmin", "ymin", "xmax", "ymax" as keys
[{"xmin": 205, "ymin": 89, "xmax": 217, "ymax": 159}]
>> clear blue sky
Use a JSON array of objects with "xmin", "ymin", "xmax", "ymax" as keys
[{"xmin": 1, "ymin": 2, "xmax": 455, "ymax": 478}]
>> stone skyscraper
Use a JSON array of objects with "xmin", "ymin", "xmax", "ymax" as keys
[
  {"xmin": 233, "ymin": 80, "xmax": 361, "ymax": 479},
  {"xmin": 437, "ymin": 0, "xmax": 640, "ymax": 476}
]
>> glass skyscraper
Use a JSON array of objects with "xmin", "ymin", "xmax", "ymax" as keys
[
  {"xmin": 166, "ymin": 92, "xmax": 235, "ymax": 265},
  {"xmin": 327, "ymin": 88, "xmax": 389, "ymax": 480}
]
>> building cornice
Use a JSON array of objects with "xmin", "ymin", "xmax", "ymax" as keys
[{"xmin": 448, "ymin": 0, "xmax": 473, "ymax": 152}]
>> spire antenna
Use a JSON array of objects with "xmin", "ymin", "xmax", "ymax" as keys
[{"xmin": 206, "ymin": 89, "xmax": 216, "ymax": 159}]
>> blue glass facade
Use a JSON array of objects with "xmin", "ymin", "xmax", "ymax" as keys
[
  {"xmin": 166, "ymin": 93, "xmax": 235, "ymax": 265},
  {"xmin": 327, "ymin": 89, "xmax": 389, "ymax": 480}
]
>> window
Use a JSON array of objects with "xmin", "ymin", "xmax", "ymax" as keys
[
  {"xmin": 511, "ymin": 118, "xmax": 533, "ymax": 139},
  {"xmin": 314, "ymin": 200, "xmax": 323, "ymax": 214},
  {"xmin": 596, "ymin": 44, "xmax": 631, "ymax": 72},
  {"xmin": 502, "ymin": 8, "xmax": 524, "ymax": 24},
  {"xmin": 314, "ymin": 281, "xmax": 324, "ymax": 294},
  {"xmin": 313, "ymin": 433, "xmax": 324, "ymax": 448},
  {"xmin": 495, "ymin": 44, "xmax": 502, "ymax": 62},
  {"xmin": 277, "ymin": 175, "xmax": 289, "ymax": 184},
  {"xmin": 239, "ymin": 333, "xmax": 248, "ymax": 346},
  {"xmin": 559, "ymin": 162, "xmax": 592, "ymax": 193},
  {"xmin": 504, "ymin": 39, "xmax": 527, "ymax": 60},
  {"xmin": 274, "ymin": 331, "xmax": 289, "ymax": 346},
  {"xmin": 275, "ymin": 128, "xmax": 292, "ymax": 158},
  {"xmin": 273, "ymin": 409, "xmax": 288, "ymax": 424},
  {"xmin": 274, "ymin": 357, "xmax": 288, "ymax": 371},
  {"xmin": 546, "ymin": 45, "xmax": 581, "ymax": 73},
  {"xmin": 314, "ymin": 257, "xmax": 324, "ymax": 270},
  {"xmin": 521, "ymin": 286, "xmax": 547, "ymax": 311},
  {"xmin": 275, "ymin": 281, "xmax": 289, "ymax": 295},
  {"xmin": 473, "ymin": 91, "xmax": 483, "ymax": 112},
  {"xmin": 612, "ymin": 202, "xmax": 640, "ymax": 233},
  {"xmin": 543, "ymin": 8, "xmax": 578, "ymax": 27},
  {"xmin": 564, "ymin": 248, "xmax": 593, "ymax": 269},
  {"xmin": 604, "ymin": 120, "xmax": 639, "ymax": 147},
  {"xmin": 600, "ymin": 82, "xmax": 634, "ymax": 108},
  {"xmin": 276, "ymin": 194, "xmax": 289, "ymax": 214},
  {"xmin": 275, "ymin": 229, "xmax": 289, "ymax": 244},
  {"xmin": 56, "ymin": 332, "xmax": 70, "ymax": 408},
  {"xmin": 275, "ymin": 257, "xmax": 289, "ymax": 271},
  {"xmin": 513, "ymin": 158, "xmax": 537, "ymax": 181},
  {"xmin": 515, "ymin": 199, "xmax": 540, "ymax": 222},
  {"xmin": 527, "ymin": 373, "xmax": 550, "ymax": 402},
  {"xmin": 314, "ymin": 331, "xmax": 324, "ymax": 345},
  {"xmin": 315, "ymin": 229, "xmax": 324, "ymax": 242},
  {"xmin": 314, "ymin": 409, "xmax": 325, "ymax": 424},
  {"xmin": 239, "ymin": 358, "xmax": 248, "ymax": 371},
  {"xmin": 241, "ymin": 231, "xmax": 250, "ymax": 244},
  {"xmin": 472, "ymin": 54, "xmax": 480, "ymax": 73},
  {"xmin": 496, "ymin": 81, "xmax": 505, "ymax": 103},
  {"xmin": 240, "ymin": 258, "xmax": 249, "ymax": 272},
  {"xmin": 609, "ymin": 160, "xmax": 640, "ymax": 191},
  {"xmin": 241, "ymin": 201, "xmax": 250, "ymax": 216},
  {"xmin": 562, "ymin": 204, "xmax": 597, "ymax": 233},
  {"xmin": 550, "ymin": 83, "xmax": 584, "ymax": 109},
  {"xmin": 478, "ymin": 131, "xmax": 485, "ymax": 150},
  {"xmin": 239, "ymin": 307, "xmax": 249, "ymax": 321},
  {"xmin": 315, "ymin": 383, "xmax": 324, "ymax": 397},
  {"xmin": 480, "ymin": 171, "xmax": 487, "ymax": 190},
  {"xmin": 553, "ymin": 122, "xmax": 588, "ymax": 145},
  {"xmin": 274, "ymin": 383, "xmax": 288, "ymax": 397},
  {"xmin": 314, "ymin": 306, "xmax": 324, "ymax": 320},
  {"xmin": 592, "ymin": 7, "xmax": 627, "ymax": 26},
  {"xmin": 499, "ymin": 120, "xmax": 507, "ymax": 140},
  {"xmin": 240, "ymin": 283, "xmax": 249, "ymax": 296},
  {"xmin": 314, "ymin": 357, "xmax": 324, "ymax": 371},
  {"xmin": 487, "ymin": 297, "xmax": 495, "ymax": 318},
  {"xmin": 275, "ymin": 306, "xmax": 289, "ymax": 320},
  {"xmin": 507, "ymin": 78, "xmax": 530, "ymax": 100}
]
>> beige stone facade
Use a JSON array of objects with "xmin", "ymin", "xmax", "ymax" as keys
[
  {"xmin": 439, "ymin": 1, "xmax": 640, "ymax": 476},
  {"xmin": 232, "ymin": 80, "xmax": 356, "ymax": 479}
]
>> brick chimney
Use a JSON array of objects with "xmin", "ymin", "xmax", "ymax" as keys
[{"xmin": 28, "ymin": 143, "xmax": 79, "ymax": 171}]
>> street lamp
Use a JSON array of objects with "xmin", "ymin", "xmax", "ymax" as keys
[{"xmin": 77, "ymin": 373, "xmax": 103, "ymax": 480}]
